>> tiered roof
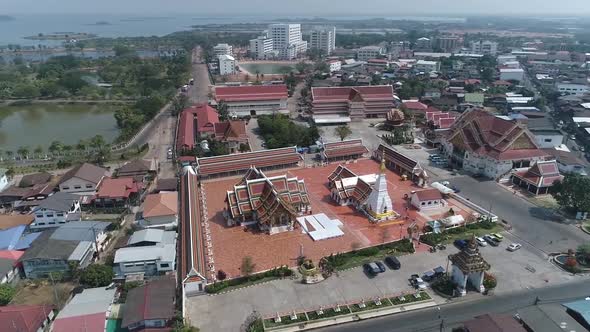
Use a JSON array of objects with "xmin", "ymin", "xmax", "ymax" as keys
[
  {"xmin": 196, "ymin": 146, "xmax": 302, "ymax": 177},
  {"xmin": 513, "ymin": 160, "xmax": 563, "ymax": 188},
  {"xmin": 312, "ymin": 85, "xmax": 394, "ymax": 103},
  {"xmin": 449, "ymin": 237, "xmax": 490, "ymax": 273},
  {"xmin": 328, "ymin": 165, "xmax": 376, "ymax": 204},
  {"xmin": 226, "ymin": 167, "xmax": 310, "ymax": 227},
  {"xmin": 386, "ymin": 108, "xmax": 405, "ymax": 123},
  {"xmin": 215, "ymin": 85, "xmax": 288, "ymax": 102},
  {"xmin": 376, "ymin": 144, "xmax": 425, "ymax": 176},
  {"xmin": 446, "ymin": 109, "xmax": 549, "ymax": 161},
  {"xmin": 322, "ymin": 139, "xmax": 368, "ymax": 160}
]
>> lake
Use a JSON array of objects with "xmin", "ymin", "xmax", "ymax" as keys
[
  {"xmin": 0, "ymin": 103, "xmax": 120, "ymax": 152},
  {"xmin": 240, "ymin": 62, "xmax": 297, "ymax": 75}
]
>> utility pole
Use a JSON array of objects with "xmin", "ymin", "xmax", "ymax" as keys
[{"xmin": 49, "ymin": 272, "xmax": 60, "ymax": 308}]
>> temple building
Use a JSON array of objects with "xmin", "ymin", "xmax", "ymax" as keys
[
  {"xmin": 511, "ymin": 160, "xmax": 563, "ymax": 195},
  {"xmin": 385, "ymin": 108, "xmax": 405, "ymax": 128},
  {"xmin": 328, "ymin": 163, "xmax": 397, "ymax": 223},
  {"xmin": 225, "ymin": 167, "xmax": 311, "ymax": 234},
  {"xmin": 449, "ymin": 236, "xmax": 491, "ymax": 296},
  {"xmin": 374, "ymin": 144, "xmax": 428, "ymax": 186}
]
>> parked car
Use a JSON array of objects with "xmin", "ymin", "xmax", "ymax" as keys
[
  {"xmin": 189, "ymin": 78, "xmax": 195, "ymax": 85},
  {"xmin": 475, "ymin": 237, "xmax": 487, "ymax": 247},
  {"xmin": 375, "ymin": 261, "xmax": 386, "ymax": 273},
  {"xmin": 433, "ymin": 266, "xmax": 446, "ymax": 276},
  {"xmin": 422, "ymin": 270, "xmax": 436, "ymax": 282},
  {"xmin": 507, "ymin": 243, "xmax": 522, "ymax": 251},
  {"xmin": 384, "ymin": 256, "xmax": 401, "ymax": 270},
  {"xmin": 428, "ymin": 154, "xmax": 440, "ymax": 160},
  {"xmin": 491, "ymin": 233, "xmax": 504, "ymax": 242},
  {"xmin": 450, "ymin": 185, "xmax": 461, "ymax": 193},
  {"xmin": 363, "ymin": 263, "xmax": 381, "ymax": 276},
  {"xmin": 454, "ymin": 239, "xmax": 468, "ymax": 250},
  {"xmin": 484, "ymin": 234, "xmax": 500, "ymax": 246},
  {"xmin": 409, "ymin": 274, "xmax": 427, "ymax": 290}
]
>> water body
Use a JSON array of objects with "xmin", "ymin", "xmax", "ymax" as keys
[
  {"xmin": 0, "ymin": 103, "xmax": 120, "ymax": 152},
  {"xmin": 240, "ymin": 63, "xmax": 296, "ymax": 75},
  {"xmin": 0, "ymin": 49, "xmax": 166, "ymax": 63}
]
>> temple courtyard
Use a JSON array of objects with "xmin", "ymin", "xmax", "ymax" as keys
[{"xmin": 201, "ymin": 158, "xmax": 482, "ymax": 277}]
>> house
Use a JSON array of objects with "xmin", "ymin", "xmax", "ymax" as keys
[
  {"xmin": 116, "ymin": 159, "xmax": 157, "ymax": 181},
  {"xmin": 154, "ymin": 178, "xmax": 178, "ymax": 193},
  {"xmin": 511, "ymin": 160, "xmax": 563, "ymax": 195},
  {"xmin": 0, "ymin": 169, "xmax": 9, "ymax": 193},
  {"xmin": 214, "ymin": 85, "xmax": 289, "ymax": 117},
  {"xmin": 0, "ymin": 304, "xmax": 56, "ymax": 332},
  {"xmin": 410, "ymin": 189, "xmax": 445, "ymax": 210},
  {"xmin": 461, "ymin": 314, "xmax": 527, "ymax": 332},
  {"xmin": 94, "ymin": 177, "xmax": 141, "ymax": 207},
  {"xmin": 530, "ymin": 129, "xmax": 564, "ymax": 149},
  {"xmin": 442, "ymin": 109, "xmax": 549, "ymax": 179},
  {"xmin": 311, "ymin": 85, "xmax": 397, "ymax": 122},
  {"xmin": 0, "ymin": 250, "xmax": 23, "ymax": 284},
  {"xmin": 543, "ymin": 148, "xmax": 589, "ymax": 176},
  {"xmin": 0, "ymin": 174, "xmax": 56, "ymax": 208},
  {"xmin": 19, "ymin": 172, "xmax": 52, "ymax": 188},
  {"xmin": 121, "ymin": 277, "xmax": 176, "ymax": 331},
  {"xmin": 139, "ymin": 192, "xmax": 178, "ymax": 229},
  {"xmin": 31, "ymin": 192, "xmax": 81, "ymax": 229},
  {"xmin": 213, "ymin": 120, "xmax": 249, "ymax": 154},
  {"xmin": 52, "ymin": 287, "xmax": 116, "ymax": 332},
  {"xmin": 20, "ymin": 221, "xmax": 111, "ymax": 278},
  {"xmin": 113, "ymin": 230, "xmax": 176, "ymax": 279},
  {"xmin": 58, "ymin": 163, "xmax": 107, "ymax": 193}
]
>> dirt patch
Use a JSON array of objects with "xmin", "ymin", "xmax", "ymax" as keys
[{"xmin": 10, "ymin": 280, "xmax": 76, "ymax": 309}]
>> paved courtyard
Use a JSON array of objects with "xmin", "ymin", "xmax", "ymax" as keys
[{"xmin": 200, "ymin": 159, "xmax": 475, "ymax": 277}]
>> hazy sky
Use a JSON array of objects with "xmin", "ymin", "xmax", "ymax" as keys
[{"xmin": 3, "ymin": 0, "xmax": 590, "ymax": 16}]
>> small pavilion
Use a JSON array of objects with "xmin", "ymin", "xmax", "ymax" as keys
[{"xmin": 448, "ymin": 236, "xmax": 491, "ymax": 296}]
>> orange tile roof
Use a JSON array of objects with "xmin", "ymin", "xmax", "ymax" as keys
[
  {"xmin": 0, "ymin": 215, "xmax": 34, "ymax": 230},
  {"xmin": 96, "ymin": 177, "xmax": 139, "ymax": 199},
  {"xmin": 143, "ymin": 192, "xmax": 178, "ymax": 218}
]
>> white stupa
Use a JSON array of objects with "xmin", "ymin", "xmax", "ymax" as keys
[{"xmin": 366, "ymin": 158, "xmax": 395, "ymax": 222}]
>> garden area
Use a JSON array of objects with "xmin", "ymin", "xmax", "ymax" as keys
[
  {"xmin": 205, "ymin": 265, "xmax": 293, "ymax": 294},
  {"xmin": 322, "ymin": 239, "xmax": 415, "ymax": 272},
  {"xmin": 419, "ymin": 220, "xmax": 500, "ymax": 246}
]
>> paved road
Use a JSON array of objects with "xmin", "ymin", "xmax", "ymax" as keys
[
  {"xmin": 444, "ymin": 176, "xmax": 589, "ymax": 253},
  {"xmin": 189, "ymin": 47, "xmax": 211, "ymax": 104},
  {"xmin": 317, "ymin": 278, "xmax": 590, "ymax": 332}
]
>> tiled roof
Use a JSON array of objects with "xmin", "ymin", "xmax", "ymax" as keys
[
  {"xmin": 121, "ymin": 277, "xmax": 175, "ymax": 328},
  {"xmin": 177, "ymin": 108, "xmax": 196, "ymax": 150},
  {"xmin": 513, "ymin": 160, "xmax": 563, "ymax": 187},
  {"xmin": 214, "ymin": 120, "xmax": 248, "ymax": 142},
  {"xmin": 196, "ymin": 147, "xmax": 302, "ymax": 177},
  {"xmin": 413, "ymin": 189, "xmax": 443, "ymax": 201},
  {"xmin": 195, "ymin": 104, "xmax": 219, "ymax": 133},
  {"xmin": 0, "ymin": 305, "xmax": 54, "ymax": 332},
  {"xmin": 215, "ymin": 85, "xmax": 288, "ymax": 102},
  {"xmin": 0, "ymin": 214, "xmax": 34, "ymax": 230},
  {"xmin": 312, "ymin": 85, "xmax": 394, "ymax": 101},
  {"xmin": 402, "ymin": 101, "xmax": 428, "ymax": 111},
  {"xmin": 96, "ymin": 177, "xmax": 139, "ymax": 199},
  {"xmin": 19, "ymin": 172, "xmax": 52, "ymax": 187},
  {"xmin": 376, "ymin": 144, "xmax": 421, "ymax": 173},
  {"xmin": 322, "ymin": 139, "xmax": 368, "ymax": 159},
  {"xmin": 143, "ymin": 192, "xmax": 178, "ymax": 218},
  {"xmin": 58, "ymin": 163, "xmax": 106, "ymax": 185}
]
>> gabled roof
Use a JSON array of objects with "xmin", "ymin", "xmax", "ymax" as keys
[
  {"xmin": 53, "ymin": 287, "xmax": 116, "ymax": 332},
  {"xmin": 36, "ymin": 192, "xmax": 80, "ymax": 212},
  {"xmin": 121, "ymin": 277, "xmax": 176, "ymax": 328},
  {"xmin": 190, "ymin": 104, "xmax": 219, "ymax": 133},
  {"xmin": 58, "ymin": 163, "xmax": 107, "ymax": 185},
  {"xmin": 117, "ymin": 159, "xmax": 154, "ymax": 175},
  {"xmin": 155, "ymin": 178, "xmax": 178, "ymax": 193},
  {"xmin": 50, "ymin": 221, "xmax": 111, "ymax": 242},
  {"xmin": 127, "ymin": 229, "xmax": 176, "ymax": 246},
  {"xmin": 143, "ymin": 192, "xmax": 178, "ymax": 218},
  {"xmin": 215, "ymin": 85, "xmax": 288, "ymax": 102},
  {"xmin": 322, "ymin": 139, "xmax": 368, "ymax": 159},
  {"xmin": 19, "ymin": 172, "xmax": 52, "ymax": 187},
  {"xmin": 96, "ymin": 177, "xmax": 140, "ymax": 199},
  {"xmin": 402, "ymin": 101, "xmax": 428, "ymax": 111},
  {"xmin": 312, "ymin": 85, "xmax": 395, "ymax": 102},
  {"xmin": 0, "ymin": 225, "xmax": 26, "ymax": 250},
  {"xmin": 214, "ymin": 120, "xmax": 248, "ymax": 142},
  {"xmin": 0, "ymin": 305, "xmax": 55, "ymax": 332},
  {"xmin": 413, "ymin": 189, "xmax": 443, "ymax": 201},
  {"xmin": 513, "ymin": 160, "xmax": 563, "ymax": 188}
]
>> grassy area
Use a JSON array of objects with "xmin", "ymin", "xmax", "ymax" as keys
[
  {"xmin": 324, "ymin": 239, "xmax": 414, "ymax": 271},
  {"xmin": 350, "ymin": 299, "xmax": 393, "ymax": 313},
  {"xmin": 10, "ymin": 280, "xmax": 76, "ymax": 309},
  {"xmin": 389, "ymin": 291, "xmax": 431, "ymax": 305},
  {"xmin": 420, "ymin": 221, "xmax": 501, "ymax": 246},
  {"xmin": 205, "ymin": 266, "xmax": 293, "ymax": 294},
  {"xmin": 264, "ymin": 313, "xmax": 308, "ymax": 329},
  {"xmin": 305, "ymin": 306, "xmax": 352, "ymax": 320},
  {"xmin": 582, "ymin": 222, "xmax": 590, "ymax": 234}
]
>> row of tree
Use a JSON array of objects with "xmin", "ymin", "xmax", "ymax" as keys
[{"xmin": 257, "ymin": 114, "xmax": 321, "ymax": 149}]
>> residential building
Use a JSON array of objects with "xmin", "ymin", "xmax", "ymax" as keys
[
  {"xmin": 20, "ymin": 221, "xmax": 111, "ymax": 278},
  {"xmin": 249, "ymin": 36, "xmax": 274, "ymax": 60},
  {"xmin": 309, "ymin": 26, "xmax": 336, "ymax": 55},
  {"xmin": 499, "ymin": 68, "xmax": 525, "ymax": 82},
  {"xmin": 268, "ymin": 23, "xmax": 307, "ymax": 59},
  {"xmin": 511, "ymin": 160, "xmax": 563, "ymax": 195},
  {"xmin": 31, "ymin": 192, "xmax": 81, "ymax": 229},
  {"xmin": 543, "ymin": 148, "xmax": 589, "ymax": 176},
  {"xmin": 214, "ymin": 85, "xmax": 289, "ymax": 117},
  {"xmin": 139, "ymin": 192, "xmax": 178, "ymax": 229},
  {"xmin": 0, "ymin": 304, "xmax": 56, "ymax": 332},
  {"xmin": 114, "ymin": 229, "xmax": 176, "ymax": 278},
  {"xmin": 530, "ymin": 129, "xmax": 564, "ymax": 148},
  {"xmin": 0, "ymin": 250, "xmax": 23, "ymax": 284},
  {"xmin": 414, "ymin": 60, "xmax": 440, "ymax": 73},
  {"xmin": 327, "ymin": 59, "xmax": 341, "ymax": 72},
  {"xmin": 557, "ymin": 83, "xmax": 589, "ymax": 96},
  {"xmin": 52, "ymin": 287, "xmax": 116, "ymax": 332},
  {"xmin": 311, "ymin": 85, "xmax": 397, "ymax": 122},
  {"xmin": 356, "ymin": 46, "xmax": 385, "ymax": 61},
  {"xmin": 94, "ymin": 177, "xmax": 141, "ymax": 207},
  {"xmin": 116, "ymin": 159, "xmax": 156, "ymax": 181},
  {"xmin": 442, "ymin": 109, "xmax": 549, "ymax": 179},
  {"xmin": 213, "ymin": 43, "xmax": 232, "ymax": 56},
  {"xmin": 19, "ymin": 172, "xmax": 52, "ymax": 187},
  {"xmin": 410, "ymin": 189, "xmax": 445, "ymax": 211},
  {"xmin": 435, "ymin": 36, "xmax": 460, "ymax": 52},
  {"xmin": 212, "ymin": 120, "xmax": 249, "ymax": 153},
  {"xmin": 470, "ymin": 40, "xmax": 498, "ymax": 55},
  {"xmin": 414, "ymin": 37, "xmax": 432, "ymax": 51},
  {"xmin": 121, "ymin": 277, "xmax": 176, "ymax": 331},
  {"xmin": 154, "ymin": 178, "xmax": 177, "ymax": 193},
  {"xmin": 218, "ymin": 54, "xmax": 237, "ymax": 75},
  {"xmin": 57, "ymin": 163, "xmax": 107, "ymax": 193},
  {"xmin": 0, "ymin": 175, "xmax": 56, "ymax": 208},
  {"xmin": 0, "ymin": 169, "xmax": 8, "ymax": 193}
]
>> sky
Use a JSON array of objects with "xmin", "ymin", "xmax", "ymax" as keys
[{"xmin": 2, "ymin": 0, "xmax": 590, "ymax": 16}]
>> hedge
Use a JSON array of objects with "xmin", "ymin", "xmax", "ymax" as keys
[
  {"xmin": 205, "ymin": 266, "xmax": 293, "ymax": 293},
  {"xmin": 324, "ymin": 238, "xmax": 414, "ymax": 269}
]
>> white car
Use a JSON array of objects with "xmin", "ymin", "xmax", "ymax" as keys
[
  {"xmin": 475, "ymin": 237, "xmax": 487, "ymax": 247},
  {"xmin": 507, "ymin": 243, "xmax": 522, "ymax": 252},
  {"xmin": 416, "ymin": 278, "xmax": 427, "ymax": 290}
]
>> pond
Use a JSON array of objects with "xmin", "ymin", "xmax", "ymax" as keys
[
  {"xmin": 239, "ymin": 62, "xmax": 296, "ymax": 75},
  {"xmin": 0, "ymin": 103, "xmax": 120, "ymax": 152}
]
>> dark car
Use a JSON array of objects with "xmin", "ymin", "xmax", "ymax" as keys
[
  {"xmin": 422, "ymin": 270, "xmax": 436, "ymax": 282},
  {"xmin": 375, "ymin": 261, "xmax": 386, "ymax": 273},
  {"xmin": 363, "ymin": 263, "xmax": 381, "ymax": 276},
  {"xmin": 484, "ymin": 235, "xmax": 500, "ymax": 246},
  {"xmin": 384, "ymin": 256, "xmax": 401, "ymax": 270},
  {"xmin": 454, "ymin": 239, "xmax": 468, "ymax": 250}
]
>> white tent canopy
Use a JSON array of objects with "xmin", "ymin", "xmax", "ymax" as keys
[{"xmin": 430, "ymin": 182, "xmax": 455, "ymax": 195}]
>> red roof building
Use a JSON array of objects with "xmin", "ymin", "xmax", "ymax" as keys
[
  {"xmin": 311, "ymin": 85, "xmax": 396, "ymax": 122},
  {"xmin": 410, "ymin": 189, "xmax": 445, "ymax": 210},
  {"xmin": 511, "ymin": 160, "xmax": 563, "ymax": 195},
  {"xmin": 321, "ymin": 139, "xmax": 368, "ymax": 161},
  {"xmin": 0, "ymin": 305, "xmax": 55, "ymax": 332},
  {"xmin": 214, "ymin": 85, "xmax": 288, "ymax": 117},
  {"xmin": 95, "ymin": 177, "xmax": 140, "ymax": 206},
  {"xmin": 402, "ymin": 100, "xmax": 428, "ymax": 113},
  {"xmin": 176, "ymin": 104, "xmax": 220, "ymax": 152},
  {"xmin": 213, "ymin": 120, "xmax": 249, "ymax": 154},
  {"xmin": 443, "ymin": 109, "xmax": 549, "ymax": 178}
]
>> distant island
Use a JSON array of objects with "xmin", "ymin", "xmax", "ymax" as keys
[
  {"xmin": 0, "ymin": 15, "xmax": 15, "ymax": 21},
  {"xmin": 90, "ymin": 21, "xmax": 111, "ymax": 26},
  {"xmin": 24, "ymin": 32, "xmax": 97, "ymax": 41}
]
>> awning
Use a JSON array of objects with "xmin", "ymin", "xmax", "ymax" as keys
[
  {"xmin": 313, "ymin": 116, "xmax": 351, "ymax": 124},
  {"xmin": 430, "ymin": 182, "xmax": 455, "ymax": 194}
]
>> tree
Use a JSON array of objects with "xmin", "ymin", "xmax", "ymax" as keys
[
  {"xmin": 172, "ymin": 94, "xmax": 190, "ymax": 116},
  {"xmin": 33, "ymin": 145, "xmax": 43, "ymax": 159},
  {"xmin": 16, "ymin": 146, "xmax": 29, "ymax": 159},
  {"xmin": 295, "ymin": 61, "xmax": 310, "ymax": 74},
  {"xmin": 80, "ymin": 264, "xmax": 114, "ymax": 287},
  {"xmin": 216, "ymin": 100, "xmax": 230, "ymax": 121},
  {"xmin": 48, "ymin": 140, "xmax": 64, "ymax": 156},
  {"xmin": 334, "ymin": 125, "xmax": 352, "ymax": 141},
  {"xmin": 240, "ymin": 256, "xmax": 256, "ymax": 276},
  {"xmin": 0, "ymin": 284, "xmax": 15, "ymax": 306},
  {"xmin": 216, "ymin": 270, "xmax": 227, "ymax": 281},
  {"xmin": 577, "ymin": 243, "xmax": 590, "ymax": 264},
  {"xmin": 551, "ymin": 174, "xmax": 590, "ymax": 213}
]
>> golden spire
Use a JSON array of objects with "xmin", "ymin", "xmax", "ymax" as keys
[{"xmin": 380, "ymin": 151, "xmax": 386, "ymax": 173}]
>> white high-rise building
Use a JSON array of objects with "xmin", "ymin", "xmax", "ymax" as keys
[
  {"xmin": 310, "ymin": 26, "xmax": 336, "ymax": 55},
  {"xmin": 218, "ymin": 54, "xmax": 237, "ymax": 75},
  {"xmin": 249, "ymin": 36, "xmax": 274, "ymax": 60},
  {"xmin": 366, "ymin": 160, "xmax": 395, "ymax": 222},
  {"xmin": 470, "ymin": 40, "xmax": 498, "ymax": 55},
  {"xmin": 268, "ymin": 23, "xmax": 307, "ymax": 60},
  {"xmin": 213, "ymin": 43, "xmax": 233, "ymax": 57}
]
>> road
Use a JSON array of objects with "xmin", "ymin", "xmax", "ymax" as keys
[
  {"xmin": 188, "ymin": 46, "xmax": 211, "ymax": 104},
  {"xmin": 317, "ymin": 278, "xmax": 590, "ymax": 332},
  {"xmin": 444, "ymin": 176, "xmax": 589, "ymax": 254}
]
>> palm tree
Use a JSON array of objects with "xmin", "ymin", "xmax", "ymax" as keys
[
  {"xmin": 62, "ymin": 145, "xmax": 73, "ymax": 156},
  {"xmin": 49, "ymin": 140, "xmax": 64, "ymax": 157},
  {"xmin": 76, "ymin": 139, "xmax": 88, "ymax": 156},
  {"xmin": 34, "ymin": 146, "xmax": 43, "ymax": 159},
  {"xmin": 17, "ymin": 146, "xmax": 30, "ymax": 160}
]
